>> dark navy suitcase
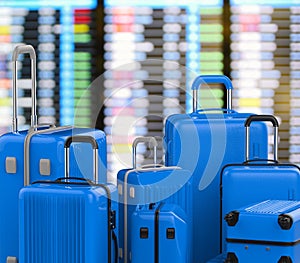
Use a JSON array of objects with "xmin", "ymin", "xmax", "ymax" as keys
[
  {"xmin": 164, "ymin": 75, "xmax": 268, "ymax": 262},
  {"xmin": 221, "ymin": 115, "xmax": 300, "ymax": 254},
  {"xmin": 0, "ymin": 45, "xmax": 107, "ymax": 263},
  {"xmin": 19, "ymin": 135, "xmax": 118, "ymax": 263},
  {"xmin": 117, "ymin": 137, "xmax": 192, "ymax": 263},
  {"xmin": 131, "ymin": 203, "xmax": 189, "ymax": 263},
  {"xmin": 225, "ymin": 200, "xmax": 300, "ymax": 263}
]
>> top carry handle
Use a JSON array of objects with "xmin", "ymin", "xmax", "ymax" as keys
[
  {"xmin": 191, "ymin": 75, "xmax": 233, "ymax": 113},
  {"xmin": 132, "ymin": 136, "xmax": 158, "ymax": 169},
  {"xmin": 245, "ymin": 115, "xmax": 279, "ymax": 162},
  {"xmin": 64, "ymin": 135, "xmax": 99, "ymax": 182},
  {"xmin": 12, "ymin": 44, "xmax": 37, "ymax": 132}
]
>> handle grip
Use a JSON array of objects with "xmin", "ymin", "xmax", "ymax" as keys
[
  {"xmin": 55, "ymin": 177, "xmax": 93, "ymax": 184},
  {"xmin": 65, "ymin": 135, "xmax": 99, "ymax": 149},
  {"xmin": 132, "ymin": 137, "xmax": 158, "ymax": 169},
  {"xmin": 191, "ymin": 75, "xmax": 233, "ymax": 113},
  {"xmin": 12, "ymin": 45, "xmax": 36, "ymax": 60},
  {"xmin": 64, "ymin": 135, "xmax": 99, "ymax": 182},
  {"xmin": 12, "ymin": 44, "xmax": 37, "ymax": 132},
  {"xmin": 245, "ymin": 115, "xmax": 279, "ymax": 162},
  {"xmin": 245, "ymin": 115, "xmax": 279, "ymax": 128}
]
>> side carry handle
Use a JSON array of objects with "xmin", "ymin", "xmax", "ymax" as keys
[
  {"xmin": 132, "ymin": 137, "xmax": 158, "ymax": 169},
  {"xmin": 245, "ymin": 115, "xmax": 279, "ymax": 162},
  {"xmin": 191, "ymin": 75, "xmax": 233, "ymax": 113},
  {"xmin": 64, "ymin": 135, "xmax": 99, "ymax": 182},
  {"xmin": 12, "ymin": 44, "xmax": 37, "ymax": 132}
]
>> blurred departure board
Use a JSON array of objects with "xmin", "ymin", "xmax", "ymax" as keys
[
  {"xmin": 230, "ymin": 0, "xmax": 300, "ymax": 163},
  {"xmin": 1, "ymin": 0, "xmax": 299, "ymax": 175},
  {"xmin": 0, "ymin": 0, "xmax": 98, "ymax": 134},
  {"xmin": 103, "ymin": 0, "xmax": 224, "ymax": 177}
]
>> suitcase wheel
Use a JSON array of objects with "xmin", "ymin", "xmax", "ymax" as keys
[
  {"xmin": 225, "ymin": 252, "xmax": 238, "ymax": 263},
  {"xmin": 278, "ymin": 215, "xmax": 293, "ymax": 230},
  {"xmin": 278, "ymin": 256, "xmax": 293, "ymax": 263},
  {"xmin": 278, "ymin": 256, "xmax": 292, "ymax": 263},
  {"xmin": 225, "ymin": 211, "xmax": 239, "ymax": 226}
]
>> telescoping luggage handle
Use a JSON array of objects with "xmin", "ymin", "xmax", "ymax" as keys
[
  {"xmin": 64, "ymin": 135, "xmax": 99, "ymax": 182},
  {"xmin": 191, "ymin": 75, "xmax": 233, "ymax": 112},
  {"xmin": 64, "ymin": 136, "xmax": 118, "ymax": 263},
  {"xmin": 191, "ymin": 75, "xmax": 233, "ymax": 113},
  {"xmin": 245, "ymin": 115, "xmax": 279, "ymax": 162},
  {"xmin": 132, "ymin": 136, "xmax": 158, "ymax": 169},
  {"xmin": 12, "ymin": 44, "xmax": 37, "ymax": 132}
]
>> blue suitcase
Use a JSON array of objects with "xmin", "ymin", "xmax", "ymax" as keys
[
  {"xmin": 131, "ymin": 203, "xmax": 189, "ymax": 263},
  {"xmin": 221, "ymin": 115, "xmax": 300, "ymax": 254},
  {"xmin": 164, "ymin": 75, "xmax": 268, "ymax": 262},
  {"xmin": 0, "ymin": 45, "xmax": 107, "ymax": 263},
  {"xmin": 225, "ymin": 200, "xmax": 300, "ymax": 263},
  {"xmin": 117, "ymin": 137, "xmax": 192, "ymax": 263},
  {"xmin": 19, "ymin": 135, "xmax": 118, "ymax": 263}
]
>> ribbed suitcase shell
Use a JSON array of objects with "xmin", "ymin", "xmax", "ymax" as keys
[
  {"xmin": 117, "ymin": 167, "xmax": 192, "ymax": 263},
  {"xmin": 225, "ymin": 200, "xmax": 300, "ymax": 263},
  {"xmin": 221, "ymin": 163, "xmax": 300, "ymax": 250},
  {"xmin": 19, "ymin": 183, "xmax": 118, "ymax": 263},
  {"xmin": 131, "ymin": 203, "xmax": 189, "ymax": 263},
  {"xmin": 0, "ymin": 128, "xmax": 107, "ymax": 262}
]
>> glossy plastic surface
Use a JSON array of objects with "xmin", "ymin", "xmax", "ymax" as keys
[
  {"xmin": 131, "ymin": 203, "xmax": 189, "ymax": 263},
  {"xmin": 19, "ymin": 183, "xmax": 118, "ymax": 263},
  {"xmin": 226, "ymin": 200, "xmax": 300, "ymax": 263},
  {"xmin": 222, "ymin": 164, "xmax": 300, "ymax": 251},
  {"xmin": 0, "ymin": 127, "xmax": 107, "ymax": 262},
  {"xmin": 117, "ymin": 167, "xmax": 192, "ymax": 263},
  {"xmin": 164, "ymin": 112, "xmax": 268, "ymax": 263}
]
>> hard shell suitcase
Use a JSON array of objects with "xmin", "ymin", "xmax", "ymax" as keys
[
  {"xmin": 25, "ymin": 126, "xmax": 107, "ymax": 184},
  {"xmin": 131, "ymin": 203, "xmax": 189, "ymax": 263},
  {"xmin": 0, "ymin": 45, "xmax": 107, "ymax": 263},
  {"xmin": 225, "ymin": 200, "xmax": 300, "ymax": 263},
  {"xmin": 221, "ymin": 115, "xmax": 300, "ymax": 253},
  {"xmin": 19, "ymin": 135, "xmax": 118, "ymax": 263},
  {"xmin": 164, "ymin": 75, "xmax": 268, "ymax": 262},
  {"xmin": 117, "ymin": 137, "xmax": 192, "ymax": 263}
]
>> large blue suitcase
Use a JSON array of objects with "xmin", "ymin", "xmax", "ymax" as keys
[
  {"xmin": 225, "ymin": 200, "xmax": 300, "ymax": 263},
  {"xmin": 164, "ymin": 75, "xmax": 268, "ymax": 262},
  {"xmin": 117, "ymin": 137, "xmax": 192, "ymax": 263},
  {"xmin": 131, "ymin": 203, "xmax": 189, "ymax": 263},
  {"xmin": 19, "ymin": 135, "xmax": 118, "ymax": 263},
  {"xmin": 221, "ymin": 115, "xmax": 300, "ymax": 254},
  {"xmin": 0, "ymin": 45, "xmax": 107, "ymax": 263}
]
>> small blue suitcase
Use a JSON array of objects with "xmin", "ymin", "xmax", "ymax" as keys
[
  {"xmin": 164, "ymin": 75, "xmax": 268, "ymax": 262},
  {"xmin": 131, "ymin": 203, "xmax": 189, "ymax": 263},
  {"xmin": 0, "ymin": 45, "xmax": 107, "ymax": 263},
  {"xmin": 225, "ymin": 200, "xmax": 300, "ymax": 263},
  {"xmin": 117, "ymin": 137, "xmax": 192, "ymax": 263},
  {"xmin": 19, "ymin": 135, "xmax": 118, "ymax": 263},
  {"xmin": 221, "ymin": 115, "xmax": 300, "ymax": 254}
]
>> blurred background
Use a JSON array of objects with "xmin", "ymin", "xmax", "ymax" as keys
[{"xmin": 0, "ymin": 0, "xmax": 299, "ymax": 179}]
